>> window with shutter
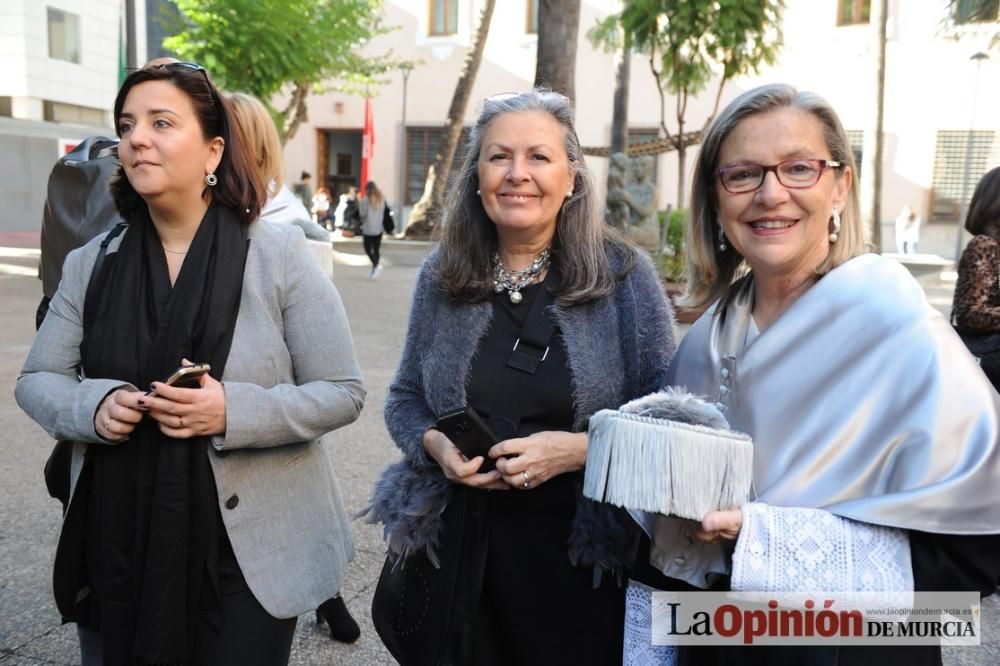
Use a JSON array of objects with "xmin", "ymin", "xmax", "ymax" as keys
[
  {"xmin": 930, "ymin": 130, "xmax": 1000, "ymax": 223},
  {"xmin": 405, "ymin": 127, "xmax": 472, "ymax": 205}
]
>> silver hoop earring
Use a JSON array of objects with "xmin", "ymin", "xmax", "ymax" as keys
[
  {"xmin": 205, "ymin": 173, "xmax": 218, "ymax": 187},
  {"xmin": 829, "ymin": 209, "xmax": 841, "ymax": 243},
  {"xmin": 718, "ymin": 224, "xmax": 727, "ymax": 252}
]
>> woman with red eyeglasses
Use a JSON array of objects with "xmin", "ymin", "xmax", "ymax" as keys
[
  {"xmin": 622, "ymin": 83, "xmax": 1000, "ymax": 664},
  {"xmin": 15, "ymin": 62, "xmax": 364, "ymax": 665}
]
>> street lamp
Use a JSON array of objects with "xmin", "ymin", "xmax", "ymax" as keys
[{"xmin": 954, "ymin": 51, "xmax": 989, "ymax": 263}]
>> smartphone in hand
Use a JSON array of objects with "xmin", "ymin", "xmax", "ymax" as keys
[
  {"xmin": 436, "ymin": 406, "xmax": 498, "ymax": 472},
  {"xmin": 148, "ymin": 363, "xmax": 211, "ymax": 394}
]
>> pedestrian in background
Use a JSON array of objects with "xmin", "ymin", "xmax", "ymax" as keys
[
  {"xmin": 16, "ymin": 62, "xmax": 364, "ymax": 665},
  {"xmin": 894, "ymin": 203, "xmax": 921, "ymax": 253},
  {"xmin": 358, "ymin": 180, "xmax": 387, "ymax": 278},
  {"xmin": 628, "ymin": 83, "xmax": 1000, "ymax": 665},
  {"xmin": 952, "ymin": 166, "xmax": 1000, "ymax": 389},
  {"xmin": 292, "ymin": 170, "xmax": 313, "ymax": 208},
  {"xmin": 311, "ymin": 186, "xmax": 333, "ymax": 230},
  {"xmin": 366, "ymin": 89, "xmax": 676, "ymax": 665}
]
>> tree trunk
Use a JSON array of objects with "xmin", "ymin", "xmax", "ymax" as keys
[
  {"xmin": 861, "ymin": 0, "xmax": 887, "ymax": 250},
  {"xmin": 533, "ymin": 0, "xmax": 581, "ymax": 99},
  {"xmin": 607, "ymin": 33, "xmax": 630, "ymax": 230},
  {"xmin": 675, "ymin": 90, "xmax": 688, "ymax": 208},
  {"xmin": 279, "ymin": 82, "xmax": 310, "ymax": 146},
  {"xmin": 405, "ymin": 0, "xmax": 496, "ymax": 238},
  {"xmin": 609, "ymin": 32, "xmax": 630, "ymax": 156}
]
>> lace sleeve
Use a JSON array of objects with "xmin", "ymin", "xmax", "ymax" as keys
[{"xmin": 731, "ymin": 503, "xmax": 913, "ymax": 592}]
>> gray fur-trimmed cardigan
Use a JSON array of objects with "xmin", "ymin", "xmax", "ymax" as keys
[{"xmin": 366, "ymin": 245, "xmax": 677, "ymax": 580}]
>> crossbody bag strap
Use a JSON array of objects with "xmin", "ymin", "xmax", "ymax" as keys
[
  {"xmin": 83, "ymin": 221, "xmax": 128, "ymax": 311},
  {"xmin": 487, "ymin": 268, "xmax": 560, "ymax": 441}
]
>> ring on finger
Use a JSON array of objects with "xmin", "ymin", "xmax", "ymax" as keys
[
  {"xmin": 104, "ymin": 418, "xmax": 112, "ymax": 431},
  {"xmin": 522, "ymin": 470, "xmax": 530, "ymax": 489},
  {"xmin": 178, "ymin": 416, "xmax": 185, "ymax": 428}
]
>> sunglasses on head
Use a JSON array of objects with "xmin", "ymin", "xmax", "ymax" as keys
[
  {"xmin": 485, "ymin": 90, "xmax": 570, "ymax": 104},
  {"xmin": 127, "ymin": 61, "xmax": 211, "ymax": 83}
]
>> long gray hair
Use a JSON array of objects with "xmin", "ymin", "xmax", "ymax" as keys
[
  {"xmin": 682, "ymin": 83, "xmax": 865, "ymax": 309},
  {"xmin": 436, "ymin": 89, "xmax": 635, "ymax": 304}
]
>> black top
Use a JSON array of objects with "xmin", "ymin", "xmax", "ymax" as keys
[
  {"xmin": 467, "ymin": 282, "xmax": 574, "ymax": 436},
  {"xmin": 463, "ymin": 282, "xmax": 624, "ymax": 666}
]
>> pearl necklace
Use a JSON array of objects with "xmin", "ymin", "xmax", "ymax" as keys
[{"xmin": 492, "ymin": 249, "xmax": 551, "ymax": 304}]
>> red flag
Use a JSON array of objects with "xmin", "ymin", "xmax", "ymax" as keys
[{"xmin": 361, "ymin": 97, "xmax": 375, "ymax": 188}]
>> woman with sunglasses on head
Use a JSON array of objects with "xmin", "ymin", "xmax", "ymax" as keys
[
  {"xmin": 366, "ymin": 89, "xmax": 677, "ymax": 665},
  {"xmin": 625, "ymin": 83, "xmax": 1000, "ymax": 664},
  {"xmin": 15, "ymin": 62, "xmax": 364, "ymax": 665}
]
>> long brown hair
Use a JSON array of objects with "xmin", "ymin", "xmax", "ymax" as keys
[
  {"xmin": 365, "ymin": 180, "xmax": 384, "ymax": 209},
  {"xmin": 110, "ymin": 63, "xmax": 265, "ymax": 224},
  {"xmin": 436, "ymin": 89, "xmax": 635, "ymax": 305}
]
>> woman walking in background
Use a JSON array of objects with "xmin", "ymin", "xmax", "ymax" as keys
[{"xmin": 359, "ymin": 180, "xmax": 386, "ymax": 278}]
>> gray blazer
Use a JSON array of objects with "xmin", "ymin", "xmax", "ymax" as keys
[{"xmin": 15, "ymin": 219, "xmax": 365, "ymax": 619}]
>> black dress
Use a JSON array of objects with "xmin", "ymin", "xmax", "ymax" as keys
[{"xmin": 463, "ymin": 282, "xmax": 625, "ymax": 665}]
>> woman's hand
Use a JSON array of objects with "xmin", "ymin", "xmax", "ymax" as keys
[
  {"xmin": 491, "ymin": 431, "xmax": 587, "ymax": 490},
  {"xmin": 691, "ymin": 508, "xmax": 743, "ymax": 544},
  {"xmin": 422, "ymin": 428, "xmax": 509, "ymax": 490},
  {"xmin": 94, "ymin": 389, "xmax": 146, "ymax": 442},
  {"xmin": 141, "ymin": 370, "xmax": 227, "ymax": 439}
]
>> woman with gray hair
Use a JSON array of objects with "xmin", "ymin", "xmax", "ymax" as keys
[
  {"xmin": 366, "ymin": 89, "xmax": 677, "ymax": 664},
  {"xmin": 626, "ymin": 83, "xmax": 1000, "ymax": 664}
]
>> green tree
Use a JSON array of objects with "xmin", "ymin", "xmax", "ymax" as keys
[
  {"xmin": 405, "ymin": 0, "xmax": 497, "ymax": 238},
  {"xmin": 164, "ymin": 0, "xmax": 404, "ymax": 144},
  {"xmin": 590, "ymin": 0, "xmax": 784, "ymax": 207}
]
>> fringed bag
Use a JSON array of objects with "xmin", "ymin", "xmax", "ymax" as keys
[{"xmin": 584, "ymin": 388, "xmax": 753, "ymax": 520}]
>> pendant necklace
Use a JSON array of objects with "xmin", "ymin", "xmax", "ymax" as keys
[{"xmin": 492, "ymin": 248, "xmax": 551, "ymax": 304}]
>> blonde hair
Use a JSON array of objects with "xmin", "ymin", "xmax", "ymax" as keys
[
  {"xmin": 682, "ymin": 83, "xmax": 866, "ymax": 309},
  {"xmin": 227, "ymin": 92, "xmax": 284, "ymax": 196}
]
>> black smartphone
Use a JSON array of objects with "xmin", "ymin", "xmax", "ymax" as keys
[
  {"xmin": 436, "ymin": 406, "xmax": 498, "ymax": 472},
  {"xmin": 148, "ymin": 363, "xmax": 211, "ymax": 394}
]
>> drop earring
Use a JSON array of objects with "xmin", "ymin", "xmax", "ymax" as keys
[
  {"xmin": 718, "ymin": 224, "xmax": 727, "ymax": 252},
  {"xmin": 205, "ymin": 172, "xmax": 218, "ymax": 187},
  {"xmin": 829, "ymin": 208, "xmax": 841, "ymax": 243}
]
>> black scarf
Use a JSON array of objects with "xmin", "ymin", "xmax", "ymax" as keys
[{"xmin": 76, "ymin": 204, "xmax": 248, "ymax": 664}]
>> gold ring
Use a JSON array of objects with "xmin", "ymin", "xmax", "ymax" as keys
[{"xmin": 522, "ymin": 471, "xmax": 529, "ymax": 489}]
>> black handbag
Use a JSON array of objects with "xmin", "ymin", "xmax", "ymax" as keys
[
  {"xmin": 371, "ymin": 271, "xmax": 558, "ymax": 665},
  {"xmin": 382, "ymin": 205, "xmax": 395, "ymax": 234},
  {"xmin": 955, "ymin": 327, "xmax": 1000, "ymax": 391},
  {"xmin": 43, "ymin": 222, "xmax": 128, "ymax": 512},
  {"xmin": 371, "ymin": 487, "xmax": 488, "ymax": 666}
]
